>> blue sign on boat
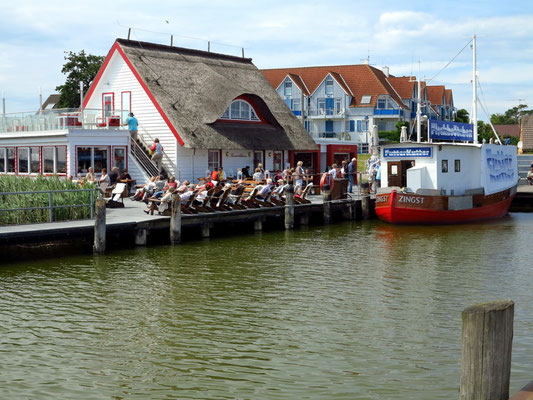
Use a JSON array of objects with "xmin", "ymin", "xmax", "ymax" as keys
[
  {"xmin": 429, "ymin": 120, "xmax": 474, "ymax": 141},
  {"xmin": 383, "ymin": 147, "xmax": 432, "ymax": 158}
]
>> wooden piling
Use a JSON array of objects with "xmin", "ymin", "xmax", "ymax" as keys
[
  {"xmin": 170, "ymin": 195, "xmax": 181, "ymax": 244},
  {"xmin": 201, "ymin": 223, "xmax": 210, "ymax": 238},
  {"xmin": 460, "ymin": 299, "xmax": 514, "ymax": 400},
  {"xmin": 254, "ymin": 218, "xmax": 263, "ymax": 231},
  {"xmin": 135, "ymin": 228, "xmax": 147, "ymax": 246},
  {"xmin": 361, "ymin": 195, "xmax": 371, "ymax": 219},
  {"xmin": 285, "ymin": 185, "xmax": 294, "ymax": 230},
  {"xmin": 322, "ymin": 188, "xmax": 331, "ymax": 224},
  {"xmin": 93, "ymin": 198, "xmax": 106, "ymax": 254}
]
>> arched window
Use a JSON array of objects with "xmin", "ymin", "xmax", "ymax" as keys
[{"xmin": 220, "ymin": 99, "xmax": 260, "ymax": 121}]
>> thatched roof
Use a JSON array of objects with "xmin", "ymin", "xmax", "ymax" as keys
[{"xmin": 116, "ymin": 39, "xmax": 318, "ymax": 151}]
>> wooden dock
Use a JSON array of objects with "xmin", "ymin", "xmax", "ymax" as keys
[{"xmin": 0, "ymin": 193, "xmax": 373, "ymax": 251}]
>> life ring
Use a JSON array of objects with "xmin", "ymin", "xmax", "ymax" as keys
[{"xmin": 320, "ymin": 173, "xmax": 334, "ymax": 191}]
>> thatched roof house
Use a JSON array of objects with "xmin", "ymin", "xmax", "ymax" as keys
[{"xmin": 111, "ymin": 39, "xmax": 317, "ymax": 151}]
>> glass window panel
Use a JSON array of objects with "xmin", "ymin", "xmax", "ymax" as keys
[
  {"xmin": 104, "ymin": 95, "xmax": 113, "ymax": 117},
  {"xmin": 18, "ymin": 147, "xmax": 29, "ymax": 173},
  {"xmin": 43, "ymin": 147, "xmax": 55, "ymax": 173},
  {"xmin": 273, "ymin": 151, "xmax": 282, "ymax": 171},
  {"xmin": 0, "ymin": 148, "xmax": 5, "ymax": 173},
  {"xmin": 94, "ymin": 147, "xmax": 108, "ymax": 173},
  {"xmin": 240, "ymin": 101, "xmax": 250, "ymax": 119},
  {"xmin": 325, "ymin": 78, "xmax": 334, "ymax": 95},
  {"xmin": 292, "ymin": 99, "xmax": 300, "ymax": 111},
  {"xmin": 455, "ymin": 159, "xmax": 461, "ymax": 172},
  {"xmin": 114, "ymin": 147, "xmax": 126, "ymax": 173},
  {"xmin": 361, "ymin": 95, "xmax": 372, "ymax": 104},
  {"xmin": 77, "ymin": 147, "xmax": 92, "ymax": 174},
  {"xmin": 30, "ymin": 147, "xmax": 40, "ymax": 173},
  {"xmin": 222, "ymin": 107, "xmax": 230, "ymax": 119},
  {"xmin": 250, "ymin": 108, "xmax": 259, "ymax": 121},
  {"xmin": 7, "ymin": 148, "xmax": 15, "ymax": 173},
  {"xmin": 208, "ymin": 150, "xmax": 220, "ymax": 171},
  {"xmin": 284, "ymin": 81, "xmax": 292, "ymax": 96},
  {"xmin": 56, "ymin": 147, "xmax": 66, "ymax": 174},
  {"xmin": 377, "ymin": 98, "xmax": 386, "ymax": 109},
  {"xmin": 318, "ymin": 99, "xmax": 325, "ymax": 112},
  {"xmin": 442, "ymin": 160, "xmax": 448, "ymax": 173},
  {"xmin": 391, "ymin": 165, "xmax": 398, "ymax": 175},
  {"xmin": 335, "ymin": 98, "xmax": 341, "ymax": 111},
  {"xmin": 230, "ymin": 101, "xmax": 240, "ymax": 119}
]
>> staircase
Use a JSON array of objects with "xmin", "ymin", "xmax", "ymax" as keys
[
  {"xmin": 130, "ymin": 137, "xmax": 163, "ymax": 178},
  {"xmin": 518, "ymin": 154, "xmax": 533, "ymax": 185}
]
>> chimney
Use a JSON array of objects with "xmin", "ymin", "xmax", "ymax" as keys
[
  {"xmin": 382, "ymin": 66, "xmax": 389, "ymax": 77},
  {"xmin": 362, "ymin": 59, "xmax": 369, "ymax": 65}
]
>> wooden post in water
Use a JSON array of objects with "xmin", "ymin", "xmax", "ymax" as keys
[
  {"xmin": 170, "ymin": 195, "xmax": 181, "ymax": 244},
  {"xmin": 460, "ymin": 300, "xmax": 514, "ymax": 400},
  {"xmin": 93, "ymin": 198, "xmax": 106, "ymax": 254},
  {"xmin": 201, "ymin": 223, "xmax": 211, "ymax": 238},
  {"xmin": 322, "ymin": 188, "xmax": 331, "ymax": 224},
  {"xmin": 284, "ymin": 185, "xmax": 294, "ymax": 230},
  {"xmin": 361, "ymin": 195, "xmax": 371, "ymax": 219},
  {"xmin": 254, "ymin": 218, "xmax": 263, "ymax": 231}
]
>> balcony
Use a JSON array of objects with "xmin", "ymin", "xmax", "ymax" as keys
[
  {"xmin": 374, "ymin": 109, "xmax": 404, "ymax": 117},
  {"xmin": 0, "ymin": 108, "xmax": 129, "ymax": 134},
  {"xmin": 307, "ymin": 108, "xmax": 345, "ymax": 119},
  {"xmin": 310, "ymin": 131, "xmax": 356, "ymax": 142}
]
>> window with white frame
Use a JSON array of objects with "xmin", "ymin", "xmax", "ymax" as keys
[
  {"xmin": 220, "ymin": 99, "xmax": 260, "ymax": 121},
  {"xmin": 325, "ymin": 77, "xmax": 334, "ymax": 96},
  {"xmin": 377, "ymin": 98, "xmax": 387, "ymax": 109},
  {"xmin": 317, "ymin": 98, "xmax": 325, "ymax": 113},
  {"xmin": 77, "ymin": 146, "xmax": 108, "ymax": 174},
  {"xmin": 7, "ymin": 148, "xmax": 15, "ymax": 173},
  {"xmin": 335, "ymin": 98, "xmax": 341, "ymax": 112},
  {"xmin": 208, "ymin": 150, "xmax": 220, "ymax": 172},
  {"xmin": 292, "ymin": 98, "xmax": 300, "ymax": 111},
  {"xmin": 284, "ymin": 80, "xmax": 292, "ymax": 97}
]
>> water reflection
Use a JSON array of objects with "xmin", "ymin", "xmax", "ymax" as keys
[{"xmin": 1, "ymin": 214, "xmax": 532, "ymax": 399}]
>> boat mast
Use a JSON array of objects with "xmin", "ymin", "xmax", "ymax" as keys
[
  {"xmin": 416, "ymin": 61, "xmax": 422, "ymax": 143},
  {"xmin": 472, "ymin": 34, "xmax": 478, "ymax": 144}
]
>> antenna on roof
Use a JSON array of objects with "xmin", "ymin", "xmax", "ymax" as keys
[{"xmin": 128, "ymin": 28, "xmax": 131, "ymax": 40}]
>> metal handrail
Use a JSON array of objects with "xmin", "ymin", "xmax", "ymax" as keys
[
  {"xmin": 0, "ymin": 188, "xmax": 97, "ymax": 222},
  {"xmin": 138, "ymin": 125, "xmax": 181, "ymax": 180},
  {"xmin": 130, "ymin": 138, "xmax": 160, "ymax": 178}
]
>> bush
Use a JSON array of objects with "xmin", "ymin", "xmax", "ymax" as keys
[{"xmin": 0, "ymin": 175, "xmax": 97, "ymax": 225}]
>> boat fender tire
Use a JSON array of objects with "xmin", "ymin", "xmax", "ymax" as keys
[{"xmin": 320, "ymin": 173, "xmax": 334, "ymax": 192}]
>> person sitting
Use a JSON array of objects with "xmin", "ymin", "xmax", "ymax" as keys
[
  {"xmin": 176, "ymin": 180, "xmax": 189, "ymax": 194},
  {"xmin": 108, "ymin": 167, "xmax": 120, "ymax": 185},
  {"xmin": 237, "ymin": 168, "xmax": 243, "ymax": 180},
  {"xmin": 180, "ymin": 185, "xmax": 195, "ymax": 201},
  {"xmin": 256, "ymin": 178, "xmax": 274, "ymax": 200},
  {"xmin": 528, "ymin": 167, "xmax": 533, "ymax": 185},
  {"xmin": 272, "ymin": 179, "xmax": 286, "ymax": 199},
  {"xmin": 242, "ymin": 166, "xmax": 251, "ymax": 179},
  {"xmin": 86, "ymin": 167, "xmax": 96, "ymax": 183},
  {"xmin": 253, "ymin": 168, "xmax": 264, "ymax": 182},
  {"xmin": 99, "ymin": 168, "xmax": 110, "ymax": 187},
  {"xmin": 197, "ymin": 176, "xmax": 214, "ymax": 191},
  {"xmin": 211, "ymin": 168, "xmax": 219, "ymax": 182},
  {"xmin": 228, "ymin": 181, "xmax": 245, "ymax": 204},
  {"xmin": 165, "ymin": 176, "xmax": 178, "ymax": 191}
]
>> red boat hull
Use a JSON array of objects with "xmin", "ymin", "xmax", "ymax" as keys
[{"xmin": 375, "ymin": 188, "xmax": 515, "ymax": 225}]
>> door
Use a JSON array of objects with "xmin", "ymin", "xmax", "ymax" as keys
[
  {"xmin": 387, "ymin": 162, "xmax": 402, "ymax": 187},
  {"xmin": 325, "ymin": 98, "xmax": 334, "ymax": 115},
  {"xmin": 400, "ymin": 160, "xmax": 415, "ymax": 187},
  {"xmin": 253, "ymin": 151, "xmax": 263, "ymax": 169}
]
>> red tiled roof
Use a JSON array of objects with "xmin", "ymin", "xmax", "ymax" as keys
[
  {"xmin": 493, "ymin": 124, "xmax": 520, "ymax": 137},
  {"xmin": 261, "ymin": 64, "xmax": 408, "ymax": 109},
  {"xmin": 426, "ymin": 85, "xmax": 446, "ymax": 106},
  {"xmin": 287, "ymin": 73, "xmax": 310, "ymax": 96},
  {"xmin": 387, "ymin": 76, "xmax": 416, "ymax": 99},
  {"xmin": 445, "ymin": 89, "xmax": 453, "ymax": 106}
]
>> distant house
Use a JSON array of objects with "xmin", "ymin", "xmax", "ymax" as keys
[
  {"xmin": 42, "ymin": 94, "xmax": 61, "ymax": 110},
  {"xmin": 83, "ymin": 39, "xmax": 318, "ymax": 180},
  {"xmin": 262, "ymin": 64, "xmax": 456, "ymax": 159},
  {"xmin": 493, "ymin": 124, "xmax": 520, "ymax": 138}
]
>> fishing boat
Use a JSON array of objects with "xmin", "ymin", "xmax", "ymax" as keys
[{"xmin": 374, "ymin": 36, "xmax": 518, "ymax": 224}]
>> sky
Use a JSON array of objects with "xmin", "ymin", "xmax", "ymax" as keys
[{"xmin": 1, "ymin": 0, "xmax": 533, "ymax": 120}]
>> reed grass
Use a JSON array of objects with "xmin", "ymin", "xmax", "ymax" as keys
[{"xmin": 0, "ymin": 175, "xmax": 97, "ymax": 226}]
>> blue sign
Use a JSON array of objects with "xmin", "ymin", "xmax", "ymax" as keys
[
  {"xmin": 383, "ymin": 147, "xmax": 432, "ymax": 158},
  {"xmin": 429, "ymin": 120, "xmax": 474, "ymax": 142}
]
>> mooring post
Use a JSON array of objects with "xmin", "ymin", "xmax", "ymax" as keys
[
  {"xmin": 361, "ymin": 195, "xmax": 371, "ymax": 219},
  {"xmin": 322, "ymin": 187, "xmax": 331, "ymax": 224},
  {"xmin": 93, "ymin": 198, "xmax": 106, "ymax": 254},
  {"xmin": 170, "ymin": 195, "xmax": 181, "ymax": 244},
  {"xmin": 460, "ymin": 300, "xmax": 514, "ymax": 400},
  {"xmin": 135, "ymin": 228, "xmax": 147, "ymax": 246},
  {"xmin": 254, "ymin": 218, "xmax": 263, "ymax": 231},
  {"xmin": 201, "ymin": 223, "xmax": 211, "ymax": 238},
  {"xmin": 284, "ymin": 185, "xmax": 294, "ymax": 229}
]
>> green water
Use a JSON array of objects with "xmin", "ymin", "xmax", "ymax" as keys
[{"xmin": 1, "ymin": 214, "xmax": 533, "ymax": 399}]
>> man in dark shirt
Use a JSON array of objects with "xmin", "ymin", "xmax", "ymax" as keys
[{"xmin": 108, "ymin": 167, "xmax": 119, "ymax": 185}]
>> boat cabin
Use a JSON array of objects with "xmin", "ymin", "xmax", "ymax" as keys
[{"xmin": 381, "ymin": 142, "xmax": 517, "ymax": 196}]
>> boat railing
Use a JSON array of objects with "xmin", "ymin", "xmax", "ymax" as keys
[{"xmin": 0, "ymin": 108, "xmax": 129, "ymax": 134}]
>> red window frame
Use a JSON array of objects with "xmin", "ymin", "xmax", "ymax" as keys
[{"xmin": 102, "ymin": 92, "xmax": 115, "ymax": 121}]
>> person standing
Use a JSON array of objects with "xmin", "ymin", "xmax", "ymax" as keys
[
  {"xmin": 347, "ymin": 157, "xmax": 356, "ymax": 193},
  {"xmin": 294, "ymin": 161, "xmax": 305, "ymax": 193},
  {"xmin": 123, "ymin": 113, "xmax": 138, "ymax": 140},
  {"xmin": 375, "ymin": 161, "xmax": 381, "ymax": 189},
  {"xmin": 150, "ymin": 138, "xmax": 164, "ymax": 171}
]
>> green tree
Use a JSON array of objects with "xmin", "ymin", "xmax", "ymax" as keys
[
  {"xmin": 55, "ymin": 51, "xmax": 104, "ymax": 108},
  {"xmin": 490, "ymin": 104, "xmax": 533, "ymax": 125},
  {"xmin": 455, "ymin": 109, "xmax": 469, "ymax": 123}
]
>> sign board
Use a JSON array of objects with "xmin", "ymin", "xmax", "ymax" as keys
[
  {"xmin": 383, "ymin": 147, "xmax": 432, "ymax": 158},
  {"xmin": 429, "ymin": 120, "xmax": 474, "ymax": 142},
  {"xmin": 480, "ymin": 144, "xmax": 517, "ymax": 195}
]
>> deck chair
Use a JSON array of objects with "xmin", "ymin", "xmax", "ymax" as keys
[
  {"xmin": 270, "ymin": 185, "xmax": 286, "ymax": 206},
  {"xmin": 211, "ymin": 187, "xmax": 231, "ymax": 211},
  {"xmin": 253, "ymin": 188, "xmax": 276, "ymax": 207},
  {"xmin": 241, "ymin": 186, "xmax": 260, "ymax": 208},
  {"xmin": 193, "ymin": 187, "xmax": 217, "ymax": 213},
  {"xmin": 294, "ymin": 183, "xmax": 313, "ymax": 204},
  {"xmin": 181, "ymin": 192, "xmax": 198, "ymax": 214},
  {"xmin": 105, "ymin": 183, "xmax": 128, "ymax": 207},
  {"xmin": 227, "ymin": 186, "xmax": 246, "ymax": 210}
]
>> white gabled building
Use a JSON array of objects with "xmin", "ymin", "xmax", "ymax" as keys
[{"xmin": 83, "ymin": 39, "xmax": 318, "ymax": 182}]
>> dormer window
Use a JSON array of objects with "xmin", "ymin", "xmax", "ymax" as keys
[
  {"xmin": 325, "ymin": 77, "xmax": 334, "ymax": 96},
  {"xmin": 361, "ymin": 95, "xmax": 372, "ymax": 104},
  {"xmin": 220, "ymin": 99, "xmax": 260, "ymax": 122}
]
